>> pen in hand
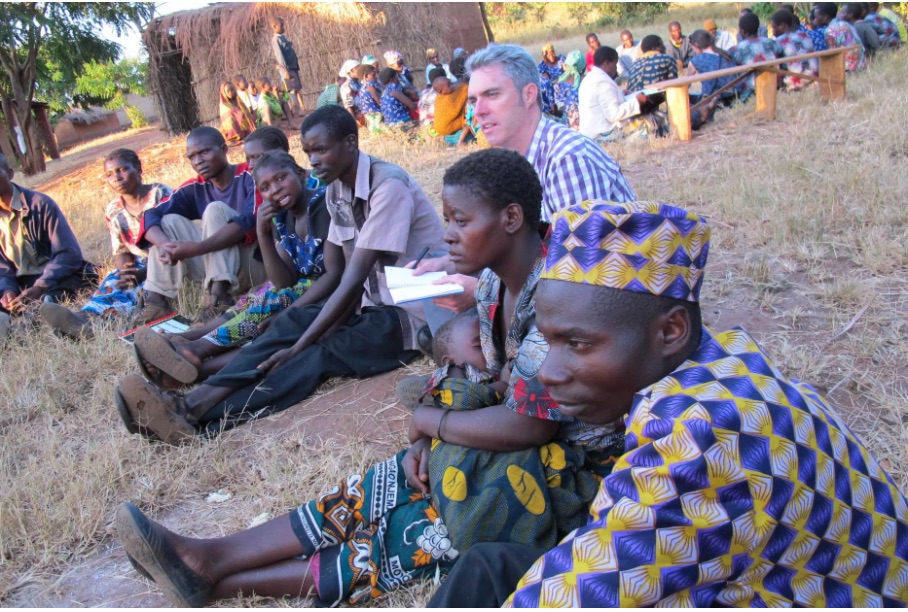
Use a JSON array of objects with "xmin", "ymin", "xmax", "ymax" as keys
[{"xmin": 412, "ymin": 246, "xmax": 430, "ymax": 270}]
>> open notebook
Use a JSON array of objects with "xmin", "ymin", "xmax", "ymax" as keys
[{"xmin": 385, "ymin": 266, "xmax": 464, "ymax": 305}]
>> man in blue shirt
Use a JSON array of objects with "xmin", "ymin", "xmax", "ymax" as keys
[
  {"xmin": 0, "ymin": 153, "xmax": 96, "ymax": 334},
  {"xmin": 134, "ymin": 126, "xmax": 263, "ymax": 324}
]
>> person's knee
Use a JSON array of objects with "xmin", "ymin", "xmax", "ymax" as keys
[{"xmin": 160, "ymin": 214, "xmax": 194, "ymax": 238}]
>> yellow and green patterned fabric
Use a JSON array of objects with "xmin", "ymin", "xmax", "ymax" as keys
[{"xmin": 506, "ymin": 326, "xmax": 908, "ymax": 607}]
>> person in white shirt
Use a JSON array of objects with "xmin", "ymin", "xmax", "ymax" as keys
[
  {"xmin": 578, "ymin": 46, "xmax": 667, "ymax": 143},
  {"xmin": 704, "ymin": 18, "xmax": 736, "ymax": 50},
  {"xmin": 616, "ymin": 30, "xmax": 640, "ymax": 76}
]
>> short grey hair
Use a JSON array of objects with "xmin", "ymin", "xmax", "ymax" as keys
[{"xmin": 465, "ymin": 43, "xmax": 542, "ymax": 110}]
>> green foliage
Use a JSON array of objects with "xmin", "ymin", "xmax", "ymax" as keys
[
  {"xmin": 75, "ymin": 58, "xmax": 148, "ymax": 111},
  {"xmin": 125, "ymin": 105, "xmax": 148, "ymax": 128},
  {"xmin": 750, "ymin": 1, "xmax": 812, "ymax": 21},
  {"xmin": 485, "ymin": 2, "xmax": 669, "ymax": 31},
  {"xmin": 0, "ymin": 2, "xmax": 153, "ymax": 173}
]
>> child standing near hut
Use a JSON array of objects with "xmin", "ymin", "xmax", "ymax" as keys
[{"xmin": 270, "ymin": 16, "xmax": 305, "ymax": 114}]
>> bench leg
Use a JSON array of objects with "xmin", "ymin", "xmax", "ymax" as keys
[
  {"xmin": 665, "ymin": 85, "xmax": 692, "ymax": 141},
  {"xmin": 755, "ymin": 69, "xmax": 777, "ymax": 120},
  {"xmin": 818, "ymin": 52, "xmax": 846, "ymax": 101}
]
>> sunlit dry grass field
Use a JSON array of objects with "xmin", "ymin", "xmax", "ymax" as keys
[{"xmin": 2, "ymin": 7, "xmax": 907, "ymax": 606}]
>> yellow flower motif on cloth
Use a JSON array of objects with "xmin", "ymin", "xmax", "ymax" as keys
[
  {"xmin": 754, "ymin": 588, "xmax": 794, "ymax": 607},
  {"xmin": 738, "ymin": 400, "xmax": 772, "ymax": 437},
  {"xmin": 828, "ymin": 425, "xmax": 848, "ymax": 463},
  {"xmin": 714, "ymin": 328, "xmax": 761, "ymax": 357},
  {"xmin": 679, "ymin": 401, "xmax": 712, "ymax": 423},
  {"xmin": 680, "ymin": 488, "xmax": 729, "ymax": 528},
  {"xmin": 825, "ymin": 500, "xmax": 852, "ymax": 544},
  {"xmin": 699, "ymin": 554, "xmax": 734, "ymax": 583},
  {"xmin": 853, "ymin": 586, "xmax": 883, "ymax": 608},
  {"xmin": 883, "ymin": 558, "xmax": 908, "ymax": 601},
  {"xmin": 851, "ymin": 471, "xmax": 874, "ymax": 512},
  {"xmin": 619, "ymin": 565, "xmax": 663, "ymax": 607},
  {"xmin": 705, "ymin": 439, "xmax": 746, "ymax": 489},
  {"xmin": 540, "ymin": 443, "xmax": 567, "ymax": 470},
  {"xmin": 779, "ymin": 530, "xmax": 820, "ymax": 568},
  {"xmin": 606, "ymin": 497, "xmax": 657, "ymax": 531},
  {"xmin": 716, "ymin": 582, "xmax": 757, "ymax": 607},
  {"xmin": 780, "ymin": 482, "xmax": 814, "ymax": 530},
  {"xmin": 539, "ymin": 573, "xmax": 581, "ymax": 607},
  {"xmin": 791, "ymin": 572, "xmax": 826, "ymax": 607},
  {"xmin": 631, "ymin": 466, "xmax": 677, "ymax": 506},
  {"xmin": 658, "ymin": 591, "xmax": 695, "ymax": 607},
  {"xmin": 769, "ymin": 436, "xmax": 798, "ymax": 481},
  {"xmin": 791, "ymin": 408, "xmax": 816, "ymax": 447},
  {"xmin": 570, "ymin": 528, "xmax": 619, "ymax": 573},
  {"xmin": 588, "ymin": 480, "xmax": 614, "ymax": 517},
  {"xmin": 656, "ymin": 525, "xmax": 699, "ymax": 565},
  {"xmin": 870, "ymin": 514, "xmax": 898, "ymax": 557},
  {"xmin": 829, "ymin": 543, "xmax": 867, "ymax": 582},
  {"xmin": 441, "ymin": 466, "xmax": 468, "ymax": 502},
  {"xmin": 814, "ymin": 452, "xmax": 836, "ymax": 498},
  {"xmin": 730, "ymin": 513, "xmax": 761, "ymax": 556},
  {"xmin": 507, "ymin": 465, "xmax": 546, "ymax": 515},
  {"xmin": 652, "ymin": 427, "xmax": 701, "ymax": 464}
]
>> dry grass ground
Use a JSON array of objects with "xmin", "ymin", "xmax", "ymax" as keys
[{"xmin": 2, "ymin": 11, "xmax": 908, "ymax": 608}]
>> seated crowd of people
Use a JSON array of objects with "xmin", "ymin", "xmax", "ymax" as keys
[{"xmin": 1, "ymin": 13, "xmax": 907, "ymax": 608}]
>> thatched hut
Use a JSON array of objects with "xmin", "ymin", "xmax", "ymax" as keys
[{"xmin": 143, "ymin": 2, "xmax": 490, "ymax": 135}]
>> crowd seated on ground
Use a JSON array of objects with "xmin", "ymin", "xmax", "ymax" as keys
[{"xmin": 2, "ymin": 5, "xmax": 907, "ymax": 606}]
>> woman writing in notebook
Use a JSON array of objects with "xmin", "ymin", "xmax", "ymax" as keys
[
  {"xmin": 132, "ymin": 151, "xmax": 342, "ymax": 386},
  {"xmin": 117, "ymin": 148, "xmax": 621, "ymax": 607}
]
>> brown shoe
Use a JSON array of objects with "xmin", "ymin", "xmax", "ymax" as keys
[
  {"xmin": 115, "ymin": 374, "xmax": 197, "ymax": 445},
  {"xmin": 131, "ymin": 293, "xmax": 175, "ymax": 327},
  {"xmin": 191, "ymin": 298, "xmax": 232, "ymax": 326},
  {"xmin": 40, "ymin": 302, "xmax": 94, "ymax": 339}
]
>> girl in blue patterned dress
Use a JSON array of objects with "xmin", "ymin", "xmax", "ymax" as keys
[
  {"xmin": 379, "ymin": 67, "xmax": 417, "ymax": 125},
  {"xmin": 355, "ymin": 64, "xmax": 384, "ymax": 133},
  {"xmin": 141, "ymin": 151, "xmax": 340, "ymax": 385}
]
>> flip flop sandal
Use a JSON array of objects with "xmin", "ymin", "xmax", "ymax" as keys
[
  {"xmin": 116, "ymin": 502, "xmax": 211, "ymax": 607},
  {"xmin": 134, "ymin": 327, "xmax": 199, "ymax": 385}
]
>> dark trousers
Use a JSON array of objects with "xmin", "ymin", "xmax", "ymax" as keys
[
  {"xmin": 198, "ymin": 303, "xmax": 420, "ymax": 434},
  {"xmin": 427, "ymin": 543, "xmax": 543, "ymax": 608},
  {"xmin": 0, "ymin": 265, "xmax": 97, "ymax": 314}
]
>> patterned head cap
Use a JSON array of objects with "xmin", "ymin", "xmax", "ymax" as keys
[
  {"xmin": 704, "ymin": 18, "xmax": 718, "ymax": 30},
  {"xmin": 383, "ymin": 50, "xmax": 403, "ymax": 65},
  {"xmin": 542, "ymin": 43, "xmax": 555, "ymax": 54},
  {"xmin": 542, "ymin": 201, "xmax": 710, "ymax": 302},
  {"xmin": 361, "ymin": 55, "xmax": 378, "ymax": 66}
]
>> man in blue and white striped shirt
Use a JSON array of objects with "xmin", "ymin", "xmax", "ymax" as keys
[
  {"xmin": 466, "ymin": 43, "xmax": 636, "ymax": 225},
  {"xmin": 409, "ymin": 43, "xmax": 636, "ymax": 318}
]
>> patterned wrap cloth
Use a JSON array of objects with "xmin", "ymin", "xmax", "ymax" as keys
[
  {"xmin": 423, "ymin": 365, "xmax": 624, "ymax": 553},
  {"xmin": 505, "ymin": 202, "xmax": 908, "ymax": 607}
]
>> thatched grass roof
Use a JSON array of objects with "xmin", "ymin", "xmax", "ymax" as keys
[{"xmin": 143, "ymin": 2, "xmax": 488, "ymax": 134}]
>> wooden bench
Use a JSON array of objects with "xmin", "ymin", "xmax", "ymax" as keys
[{"xmin": 645, "ymin": 46, "xmax": 861, "ymax": 140}]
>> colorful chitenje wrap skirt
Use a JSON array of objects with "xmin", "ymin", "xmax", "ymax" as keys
[
  {"xmin": 425, "ymin": 376, "xmax": 625, "ymax": 552},
  {"xmin": 285, "ymin": 374, "xmax": 623, "ymax": 606},
  {"xmin": 203, "ymin": 278, "xmax": 312, "ymax": 347}
]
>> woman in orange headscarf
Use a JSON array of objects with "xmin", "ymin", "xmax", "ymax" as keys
[{"xmin": 218, "ymin": 81, "xmax": 257, "ymax": 146}]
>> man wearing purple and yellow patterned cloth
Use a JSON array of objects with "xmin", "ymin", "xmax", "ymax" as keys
[{"xmin": 428, "ymin": 201, "xmax": 908, "ymax": 608}]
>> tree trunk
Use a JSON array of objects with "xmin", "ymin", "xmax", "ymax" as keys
[
  {"xmin": 479, "ymin": 2, "xmax": 495, "ymax": 43},
  {"xmin": 33, "ymin": 104, "xmax": 59, "ymax": 160}
]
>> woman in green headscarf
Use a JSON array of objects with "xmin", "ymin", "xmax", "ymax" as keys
[{"xmin": 554, "ymin": 50, "xmax": 584, "ymax": 129}]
